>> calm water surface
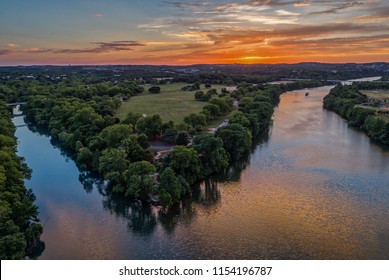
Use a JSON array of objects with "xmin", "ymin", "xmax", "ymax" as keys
[{"xmin": 14, "ymin": 80, "xmax": 389, "ymax": 259}]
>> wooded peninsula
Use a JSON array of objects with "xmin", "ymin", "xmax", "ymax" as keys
[{"xmin": 1, "ymin": 63, "xmax": 389, "ymax": 259}]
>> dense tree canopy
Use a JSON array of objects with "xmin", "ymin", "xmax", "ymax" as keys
[
  {"xmin": 192, "ymin": 134, "xmax": 228, "ymax": 176},
  {"xmin": 136, "ymin": 114, "xmax": 163, "ymax": 139},
  {"xmin": 163, "ymin": 146, "xmax": 201, "ymax": 185},
  {"xmin": 215, "ymin": 124, "xmax": 252, "ymax": 161}
]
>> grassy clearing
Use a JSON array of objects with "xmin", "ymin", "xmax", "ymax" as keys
[
  {"xmin": 116, "ymin": 83, "xmax": 226, "ymax": 124},
  {"xmin": 360, "ymin": 90, "xmax": 389, "ymax": 101},
  {"xmin": 355, "ymin": 105, "xmax": 387, "ymax": 112}
]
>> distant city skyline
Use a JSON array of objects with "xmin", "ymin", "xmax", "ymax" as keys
[{"xmin": 1, "ymin": 0, "xmax": 388, "ymax": 65}]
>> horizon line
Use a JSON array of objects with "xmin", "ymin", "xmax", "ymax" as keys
[{"xmin": 1, "ymin": 61, "xmax": 389, "ymax": 68}]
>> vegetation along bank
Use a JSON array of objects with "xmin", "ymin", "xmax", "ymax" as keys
[
  {"xmin": 323, "ymin": 81, "xmax": 389, "ymax": 145},
  {"xmin": 0, "ymin": 102, "xmax": 44, "ymax": 259}
]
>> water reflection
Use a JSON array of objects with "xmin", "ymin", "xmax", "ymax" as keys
[
  {"xmin": 99, "ymin": 177, "xmax": 224, "ymax": 236},
  {"xmin": 103, "ymin": 194, "xmax": 157, "ymax": 235}
]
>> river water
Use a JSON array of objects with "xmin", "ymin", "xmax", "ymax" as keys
[{"xmin": 14, "ymin": 78, "xmax": 389, "ymax": 259}]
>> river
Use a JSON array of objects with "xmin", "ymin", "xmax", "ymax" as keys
[{"xmin": 13, "ymin": 78, "xmax": 389, "ymax": 259}]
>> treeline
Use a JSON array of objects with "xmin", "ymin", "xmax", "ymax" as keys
[
  {"xmin": 323, "ymin": 84, "xmax": 389, "ymax": 145},
  {"xmin": 353, "ymin": 81, "xmax": 389, "ymax": 90},
  {"xmin": 0, "ymin": 77, "xmax": 144, "ymax": 104},
  {"xmin": 0, "ymin": 102, "xmax": 44, "ymax": 259}
]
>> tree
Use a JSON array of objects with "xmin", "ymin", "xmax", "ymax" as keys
[
  {"xmin": 183, "ymin": 113, "xmax": 207, "ymax": 129},
  {"xmin": 76, "ymin": 147, "xmax": 93, "ymax": 169},
  {"xmin": 137, "ymin": 133, "xmax": 150, "ymax": 149},
  {"xmin": 229, "ymin": 111, "xmax": 250, "ymax": 128},
  {"xmin": 192, "ymin": 133, "xmax": 228, "ymax": 176},
  {"xmin": 122, "ymin": 112, "xmax": 142, "ymax": 126},
  {"xmin": 175, "ymin": 131, "xmax": 190, "ymax": 146},
  {"xmin": 98, "ymin": 148, "xmax": 129, "ymax": 187},
  {"xmin": 209, "ymin": 97, "xmax": 230, "ymax": 113},
  {"xmin": 120, "ymin": 135, "xmax": 145, "ymax": 162},
  {"xmin": 100, "ymin": 124, "xmax": 133, "ymax": 148},
  {"xmin": 124, "ymin": 161, "xmax": 156, "ymax": 199},
  {"xmin": 164, "ymin": 146, "xmax": 202, "ymax": 185},
  {"xmin": 162, "ymin": 128, "xmax": 177, "ymax": 143},
  {"xmin": 215, "ymin": 123, "xmax": 252, "ymax": 161},
  {"xmin": 194, "ymin": 91, "xmax": 208, "ymax": 102},
  {"xmin": 158, "ymin": 167, "xmax": 181, "ymax": 207},
  {"xmin": 202, "ymin": 104, "xmax": 221, "ymax": 118},
  {"xmin": 207, "ymin": 88, "xmax": 218, "ymax": 96},
  {"xmin": 148, "ymin": 86, "xmax": 161, "ymax": 94},
  {"xmin": 161, "ymin": 121, "xmax": 175, "ymax": 134},
  {"xmin": 136, "ymin": 114, "xmax": 163, "ymax": 138}
]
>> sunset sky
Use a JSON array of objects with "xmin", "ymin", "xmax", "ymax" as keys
[{"xmin": 1, "ymin": 0, "xmax": 388, "ymax": 65}]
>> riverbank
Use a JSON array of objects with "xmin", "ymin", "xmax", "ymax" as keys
[
  {"xmin": 0, "ymin": 102, "xmax": 44, "ymax": 259},
  {"xmin": 323, "ymin": 79, "xmax": 389, "ymax": 146}
]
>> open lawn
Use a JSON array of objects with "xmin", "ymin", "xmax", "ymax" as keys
[
  {"xmin": 360, "ymin": 90, "xmax": 389, "ymax": 101},
  {"xmin": 116, "ymin": 83, "xmax": 226, "ymax": 124}
]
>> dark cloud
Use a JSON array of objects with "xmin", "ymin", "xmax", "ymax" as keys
[
  {"xmin": 355, "ymin": 5, "xmax": 389, "ymax": 21},
  {"xmin": 0, "ymin": 48, "xmax": 53, "ymax": 56},
  {"xmin": 53, "ymin": 41, "xmax": 146, "ymax": 54},
  {"xmin": 271, "ymin": 34, "xmax": 389, "ymax": 47},
  {"xmin": 0, "ymin": 50, "xmax": 12, "ymax": 55},
  {"xmin": 275, "ymin": 22, "xmax": 384, "ymax": 37},
  {"xmin": 163, "ymin": 1, "xmax": 211, "ymax": 9},
  {"xmin": 248, "ymin": 0, "xmax": 298, "ymax": 6},
  {"xmin": 309, "ymin": 1, "xmax": 366, "ymax": 15},
  {"xmin": 0, "ymin": 41, "xmax": 146, "ymax": 56}
]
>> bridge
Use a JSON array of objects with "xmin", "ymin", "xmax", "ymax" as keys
[{"xmin": 6, "ymin": 102, "xmax": 27, "ymax": 106}]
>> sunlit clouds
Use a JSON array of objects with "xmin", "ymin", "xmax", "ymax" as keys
[{"xmin": 0, "ymin": 0, "xmax": 388, "ymax": 65}]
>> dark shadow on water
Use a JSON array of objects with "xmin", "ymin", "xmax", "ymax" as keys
[{"xmin": 102, "ymin": 192, "xmax": 157, "ymax": 236}]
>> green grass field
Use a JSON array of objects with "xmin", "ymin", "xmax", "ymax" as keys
[
  {"xmin": 360, "ymin": 90, "xmax": 389, "ymax": 101},
  {"xmin": 116, "ymin": 83, "xmax": 226, "ymax": 124},
  {"xmin": 355, "ymin": 105, "xmax": 386, "ymax": 112}
]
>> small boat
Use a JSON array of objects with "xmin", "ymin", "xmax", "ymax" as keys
[{"xmin": 305, "ymin": 92, "xmax": 309, "ymax": 96}]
